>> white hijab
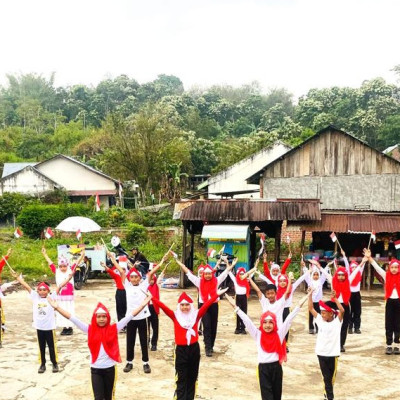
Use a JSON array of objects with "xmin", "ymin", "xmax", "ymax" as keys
[{"xmin": 174, "ymin": 303, "xmax": 199, "ymax": 345}]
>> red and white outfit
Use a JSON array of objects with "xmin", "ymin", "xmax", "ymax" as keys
[
  {"xmin": 348, "ymin": 260, "xmax": 365, "ymax": 332},
  {"xmin": 152, "ymin": 292, "xmax": 218, "ymax": 400},
  {"xmin": 260, "ymin": 258, "xmax": 291, "ymax": 286},
  {"xmin": 229, "ymin": 268, "xmax": 250, "ymax": 333}
]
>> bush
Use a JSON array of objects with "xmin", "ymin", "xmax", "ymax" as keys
[
  {"xmin": 125, "ymin": 223, "xmax": 148, "ymax": 245},
  {"xmin": 17, "ymin": 203, "xmax": 90, "ymax": 237},
  {"xmin": 0, "ymin": 192, "xmax": 37, "ymax": 220}
]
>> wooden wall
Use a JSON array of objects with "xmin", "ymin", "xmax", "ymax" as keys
[{"xmin": 265, "ymin": 130, "xmax": 400, "ymax": 178}]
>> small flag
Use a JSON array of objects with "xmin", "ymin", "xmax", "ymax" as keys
[
  {"xmin": 76, "ymin": 229, "xmax": 82, "ymax": 241},
  {"xmin": 170, "ymin": 250, "xmax": 178, "ymax": 259},
  {"xmin": 330, "ymin": 232, "xmax": 337, "ymax": 243},
  {"xmin": 207, "ymin": 248, "xmax": 217, "ymax": 258},
  {"xmin": 95, "ymin": 193, "xmax": 101, "ymax": 212},
  {"xmin": 118, "ymin": 181, "xmax": 123, "ymax": 201},
  {"xmin": 258, "ymin": 233, "xmax": 266, "ymax": 256},
  {"xmin": 370, "ymin": 230, "xmax": 376, "ymax": 243},
  {"xmin": 14, "ymin": 227, "xmax": 23, "ymax": 239},
  {"xmin": 395, "ymin": 240, "xmax": 400, "ymax": 250},
  {"xmin": 44, "ymin": 227, "xmax": 54, "ymax": 239},
  {"xmin": 286, "ymin": 235, "xmax": 291, "ymax": 244}
]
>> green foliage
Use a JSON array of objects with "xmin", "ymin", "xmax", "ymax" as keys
[
  {"xmin": 41, "ymin": 189, "xmax": 70, "ymax": 204},
  {"xmin": 0, "ymin": 193, "xmax": 37, "ymax": 220},
  {"xmin": 125, "ymin": 223, "xmax": 148, "ymax": 245},
  {"xmin": 17, "ymin": 203, "xmax": 90, "ymax": 237}
]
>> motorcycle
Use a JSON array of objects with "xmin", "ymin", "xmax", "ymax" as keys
[{"xmin": 74, "ymin": 257, "xmax": 91, "ymax": 290}]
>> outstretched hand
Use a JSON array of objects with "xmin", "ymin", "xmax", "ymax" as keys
[
  {"xmin": 41, "ymin": 247, "xmax": 47, "ymax": 255},
  {"xmin": 217, "ymin": 287, "xmax": 229, "ymax": 297},
  {"xmin": 47, "ymin": 296, "xmax": 58, "ymax": 309},
  {"xmin": 224, "ymin": 293, "xmax": 236, "ymax": 308}
]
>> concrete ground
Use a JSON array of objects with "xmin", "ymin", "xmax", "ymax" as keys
[{"xmin": 1, "ymin": 279, "xmax": 399, "ymax": 400}]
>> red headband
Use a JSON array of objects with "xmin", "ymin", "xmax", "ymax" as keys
[
  {"xmin": 126, "ymin": 267, "xmax": 141, "ymax": 279},
  {"xmin": 318, "ymin": 300, "xmax": 338, "ymax": 315},
  {"xmin": 37, "ymin": 282, "xmax": 50, "ymax": 291}
]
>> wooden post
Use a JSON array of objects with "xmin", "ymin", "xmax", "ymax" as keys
[
  {"xmin": 274, "ymin": 222, "xmax": 282, "ymax": 263},
  {"xmin": 180, "ymin": 222, "xmax": 188, "ymax": 288},
  {"xmin": 190, "ymin": 229, "xmax": 195, "ymax": 271},
  {"xmin": 300, "ymin": 230, "xmax": 306, "ymax": 255}
]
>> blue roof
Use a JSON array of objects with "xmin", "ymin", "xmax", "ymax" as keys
[{"xmin": 2, "ymin": 162, "xmax": 38, "ymax": 178}]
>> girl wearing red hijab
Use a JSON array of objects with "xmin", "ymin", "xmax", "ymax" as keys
[
  {"xmin": 47, "ymin": 295, "xmax": 152, "ymax": 400},
  {"xmin": 225, "ymin": 292, "xmax": 309, "ymax": 400}
]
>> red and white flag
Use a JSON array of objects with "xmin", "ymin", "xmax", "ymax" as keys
[
  {"xmin": 330, "ymin": 232, "xmax": 337, "ymax": 243},
  {"xmin": 258, "ymin": 233, "xmax": 266, "ymax": 256},
  {"xmin": 76, "ymin": 229, "xmax": 82, "ymax": 241},
  {"xmin": 370, "ymin": 230, "xmax": 376, "ymax": 243},
  {"xmin": 170, "ymin": 250, "xmax": 178, "ymax": 259},
  {"xmin": 44, "ymin": 227, "xmax": 54, "ymax": 239},
  {"xmin": 14, "ymin": 227, "xmax": 23, "ymax": 239},
  {"xmin": 95, "ymin": 193, "xmax": 101, "ymax": 212},
  {"xmin": 395, "ymin": 240, "xmax": 400, "ymax": 250},
  {"xmin": 207, "ymin": 248, "xmax": 217, "ymax": 258},
  {"xmin": 286, "ymin": 235, "xmax": 291, "ymax": 244}
]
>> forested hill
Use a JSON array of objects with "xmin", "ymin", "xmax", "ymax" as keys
[{"xmin": 1, "ymin": 72, "xmax": 400, "ymax": 193}]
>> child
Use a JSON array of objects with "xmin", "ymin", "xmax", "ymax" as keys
[
  {"xmin": 308, "ymin": 289, "xmax": 344, "ymax": 400},
  {"xmin": 305, "ymin": 259, "xmax": 330, "ymax": 334},
  {"xmin": 14, "ymin": 273, "xmax": 59, "ymax": 373},
  {"xmin": 260, "ymin": 251, "xmax": 292, "ymax": 286},
  {"xmin": 113, "ymin": 260, "xmax": 160, "ymax": 373},
  {"xmin": 176, "ymin": 255, "xmax": 235, "ymax": 356},
  {"xmin": 42, "ymin": 247, "xmax": 85, "ymax": 336},
  {"xmin": 48, "ymin": 295, "xmax": 152, "ymax": 400},
  {"xmin": 225, "ymin": 291, "xmax": 308, "ymax": 400},
  {"xmin": 152, "ymin": 288, "xmax": 228, "ymax": 400},
  {"xmin": 367, "ymin": 249, "xmax": 400, "ymax": 354},
  {"xmin": 0, "ymin": 248, "xmax": 12, "ymax": 348},
  {"xmin": 250, "ymin": 278, "xmax": 291, "ymax": 328},
  {"xmin": 348, "ymin": 259, "xmax": 365, "ymax": 334}
]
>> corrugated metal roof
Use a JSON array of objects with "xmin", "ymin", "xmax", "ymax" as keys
[
  {"xmin": 2, "ymin": 162, "xmax": 37, "ymax": 178},
  {"xmin": 201, "ymin": 224, "xmax": 249, "ymax": 240},
  {"xmin": 296, "ymin": 213, "xmax": 400, "ymax": 233},
  {"xmin": 176, "ymin": 199, "xmax": 321, "ymax": 222}
]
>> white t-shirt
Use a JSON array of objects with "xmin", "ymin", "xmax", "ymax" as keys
[
  {"xmin": 314, "ymin": 314, "xmax": 342, "ymax": 357},
  {"xmin": 259, "ymin": 296, "xmax": 286, "ymax": 327},
  {"xmin": 30, "ymin": 291, "xmax": 57, "ymax": 330},
  {"xmin": 124, "ymin": 279, "xmax": 150, "ymax": 320}
]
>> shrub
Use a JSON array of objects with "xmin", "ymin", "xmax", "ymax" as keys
[
  {"xmin": 125, "ymin": 223, "xmax": 148, "ymax": 245},
  {"xmin": 0, "ymin": 192, "xmax": 37, "ymax": 220}
]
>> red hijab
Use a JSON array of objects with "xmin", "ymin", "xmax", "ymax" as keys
[
  {"xmin": 148, "ymin": 273, "xmax": 160, "ymax": 314},
  {"xmin": 235, "ymin": 267, "xmax": 250, "ymax": 298},
  {"xmin": 199, "ymin": 265, "xmax": 218, "ymax": 302},
  {"xmin": 332, "ymin": 267, "xmax": 351, "ymax": 305},
  {"xmin": 276, "ymin": 274, "xmax": 291, "ymax": 300},
  {"xmin": 259, "ymin": 311, "xmax": 287, "ymax": 364},
  {"xmin": 88, "ymin": 303, "xmax": 120, "ymax": 363},
  {"xmin": 385, "ymin": 259, "xmax": 400, "ymax": 299}
]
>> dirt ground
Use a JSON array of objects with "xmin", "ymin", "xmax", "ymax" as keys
[{"xmin": 1, "ymin": 279, "xmax": 399, "ymax": 400}]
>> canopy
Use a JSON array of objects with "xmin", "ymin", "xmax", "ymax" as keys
[
  {"xmin": 201, "ymin": 224, "xmax": 249, "ymax": 240},
  {"xmin": 55, "ymin": 216, "xmax": 101, "ymax": 233}
]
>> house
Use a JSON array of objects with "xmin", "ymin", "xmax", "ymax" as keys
[
  {"xmin": 0, "ymin": 155, "xmax": 120, "ymax": 208},
  {"xmin": 383, "ymin": 144, "xmax": 400, "ymax": 161},
  {"xmin": 198, "ymin": 142, "xmax": 291, "ymax": 199},
  {"xmin": 247, "ymin": 125, "xmax": 400, "ymax": 285}
]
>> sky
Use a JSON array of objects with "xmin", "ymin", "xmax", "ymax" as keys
[{"xmin": 0, "ymin": 0, "xmax": 399, "ymax": 99}]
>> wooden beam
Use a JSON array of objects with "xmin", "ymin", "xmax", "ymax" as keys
[{"xmin": 274, "ymin": 222, "xmax": 282, "ymax": 263}]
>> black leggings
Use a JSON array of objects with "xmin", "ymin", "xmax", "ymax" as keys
[
  {"xmin": 318, "ymin": 355, "xmax": 338, "ymax": 400},
  {"xmin": 147, "ymin": 304, "xmax": 159, "ymax": 346},
  {"xmin": 37, "ymin": 329, "xmax": 57, "ymax": 365},
  {"xmin": 115, "ymin": 289, "xmax": 127, "ymax": 322},
  {"xmin": 340, "ymin": 303, "xmax": 350, "ymax": 347},
  {"xmin": 385, "ymin": 298, "xmax": 400, "ymax": 345},
  {"xmin": 349, "ymin": 292, "xmax": 361, "ymax": 330},
  {"xmin": 91, "ymin": 366, "xmax": 116, "ymax": 400},
  {"xmin": 202, "ymin": 302, "xmax": 218, "ymax": 351},
  {"xmin": 235, "ymin": 294, "xmax": 248, "ymax": 331},
  {"xmin": 126, "ymin": 318, "xmax": 149, "ymax": 362},
  {"xmin": 258, "ymin": 361, "xmax": 282, "ymax": 400},
  {"xmin": 309, "ymin": 302, "xmax": 321, "ymax": 331}
]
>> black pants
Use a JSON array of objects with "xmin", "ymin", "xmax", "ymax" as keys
[
  {"xmin": 340, "ymin": 303, "xmax": 350, "ymax": 347},
  {"xmin": 147, "ymin": 304, "xmax": 159, "ymax": 347},
  {"xmin": 174, "ymin": 342, "xmax": 200, "ymax": 400},
  {"xmin": 37, "ymin": 329, "xmax": 57, "ymax": 365},
  {"xmin": 349, "ymin": 292, "xmax": 361, "ymax": 330},
  {"xmin": 115, "ymin": 289, "xmax": 127, "ymax": 322},
  {"xmin": 258, "ymin": 361, "xmax": 283, "ymax": 400},
  {"xmin": 385, "ymin": 298, "xmax": 400, "ymax": 345},
  {"xmin": 202, "ymin": 302, "xmax": 218, "ymax": 351},
  {"xmin": 317, "ymin": 355, "xmax": 338, "ymax": 400},
  {"xmin": 282, "ymin": 307, "xmax": 290, "ymax": 342},
  {"xmin": 235, "ymin": 294, "xmax": 248, "ymax": 331},
  {"xmin": 126, "ymin": 318, "xmax": 149, "ymax": 362},
  {"xmin": 91, "ymin": 366, "xmax": 116, "ymax": 400},
  {"xmin": 309, "ymin": 302, "xmax": 320, "ymax": 331}
]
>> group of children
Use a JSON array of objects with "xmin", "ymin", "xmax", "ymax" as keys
[{"xmin": 1, "ymin": 243, "xmax": 400, "ymax": 400}]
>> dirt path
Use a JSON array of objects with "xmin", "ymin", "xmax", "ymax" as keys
[{"xmin": 1, "ymin": 280, "xmax": 399, "ymax": 400}]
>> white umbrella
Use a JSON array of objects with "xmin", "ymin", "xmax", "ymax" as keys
[{"xmin": 55, "ymin": 216, "xmax": 101, "ymax": 233}]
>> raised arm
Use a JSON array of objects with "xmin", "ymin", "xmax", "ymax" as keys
[
  {"xmin": 291, "ymin": 271, "xmax": 307, "ymax": 293},
  {"xmin": 14, "ymin": 272, "xmax": 32, "ymax": 293},
  {"xmin": 341, "ymin": 249, "xmax": 350, "ymax": 275},
  {"xmin": 152, "ymin": 296, "xmax": 175, "ymax": 319},
  {"xmin": 108, "ymin": 252, "xmax": 126, "ymax": 282},
  {"xmin": 174, "ymin": 257, "xmax": 191, "ymax": 275},
  {"xmin": 0, "ymin": 248, "xmax": 12, "ymax": 273},
  {"xmin": 42, "ymin": 247, "xmax": 56, "ymax": 273},
  {"xmin": 255, "ymin": 270, "xmax": 274, "ymax": 285},
  {"xmin": 331, "ymin": 290, "xmax": 345, "ymax": 321},
  {"xmin": 249, "ymin": 277, "xmax": 263, "ymax": 300},
  {"xmin": 281, "ymin": 254, "xmax": 292, "ymax": 274},
  {"xmin": 308, "ymin": 287, "xmax": 318, "ymax": 317},
  {"xmin": 365, "ymin": 248, "xmax": 386, "ymax": 281},
  {"xmin": 284, "ymin": 277, "xmax": 292, "ymax": 299},
  {"xmin": 349, "ymin": 257, "xmax": 367, "ymax": 283},
  {"xmin": 212, "ymin": 258, "xmax": 222, "ymax": 272}
]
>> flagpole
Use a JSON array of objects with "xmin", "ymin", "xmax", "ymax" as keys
[{"xmin": 367, "ymin": 236, "xmax": 372, "ymax": 250}]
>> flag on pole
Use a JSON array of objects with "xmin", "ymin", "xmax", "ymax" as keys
[
  {"xmin": 330, "ymin": 232, "xmax": 337, "ymax": 243},
  {"xmin": 170, "ymin": 250, "xmax": 178, "ymax": 259},
  {"xmin": 286, "ymin": 235, "xmax": 291, "ymax": 244},
  {"xmin": 118, "ymin": 181, "xmax": 123, "ymax": 202},
  {"xmin": 207, "ymin": 248, "xmax": 217, "ymax": 258},
  {"xmin": 370, "ymin": 230, "xmax": 376, "ymax": 243},
  {"xmin": 258, "ymin": 233, "xmax": 266, "ymax": 256},
  {"xmin": 76, "ymin": 229, "xmax": 82, "ymax": 241},
  {"xmin": 394, "ymin": 240, "xmax": 400, "ymax": 250},
  {"xmin": 14, "ymin": 227, "xmax": 23, "ymax": 239},
  {"xmin": 44, "ymin": 227, "xmax": 54, "ymax": 239},
  {"xmin": 95, "ymin": 193, "xmax": 101, "ymax": 212}
]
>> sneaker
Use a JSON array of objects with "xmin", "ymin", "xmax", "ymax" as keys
[
  {"xmin": 143, "ymin": 363, "xmax": 151, "ymax": 373},
  {"xmin": 340, "ymin": 346, "xmax": 345, "ymax": 353},
  {"xmin": 393, "ymin": 347, "xmax": 400, "ymax": 355},
  {"xmin": 348, "ymin": 328, "xmax": 353, "ymax": 334},
  {"xmin": 52, "ymin": 363, "xmax": 59, "ymax": 373},
  {"xmin": 66, "ymin": 328, "xmax": 73, "ymax": 335},
  {"xmin": 240, "ymin": 330, "xmax": 247, "ymax": 335},
  {"xmin": 38, "ymin": 364, "xmax": 46, "ymax": 374},
  {"xmin": 386, "ymin": 346, "xmax": 393, "ymax": 355},
  {"xmin": 151, "ymin": 345, "xmax": 157, "ymax": 351},
  {"xmin": 60, "ymin": 328, "xmax": 68, "ymax": 336},
  {"xmin": 205, "ymin": 349, "xmax": 212, "ymax": 357},
  {"xmin": 123, "ymin": 363, "xmax": 133, "ymax": 372},
  {"xmin": 355, "ymin": 329, "xmax": 361, "ymax": 334},
  {"xmin": 234, "ymin": 329, "xmax": 241, "ymax": 334},
  {"xmin": 308, "ymin": 329, "xmax": 315, "ymax": 334},
  {"xmin": 286, "ymin": 347, "xmax": 289, "ymax": 353}
]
